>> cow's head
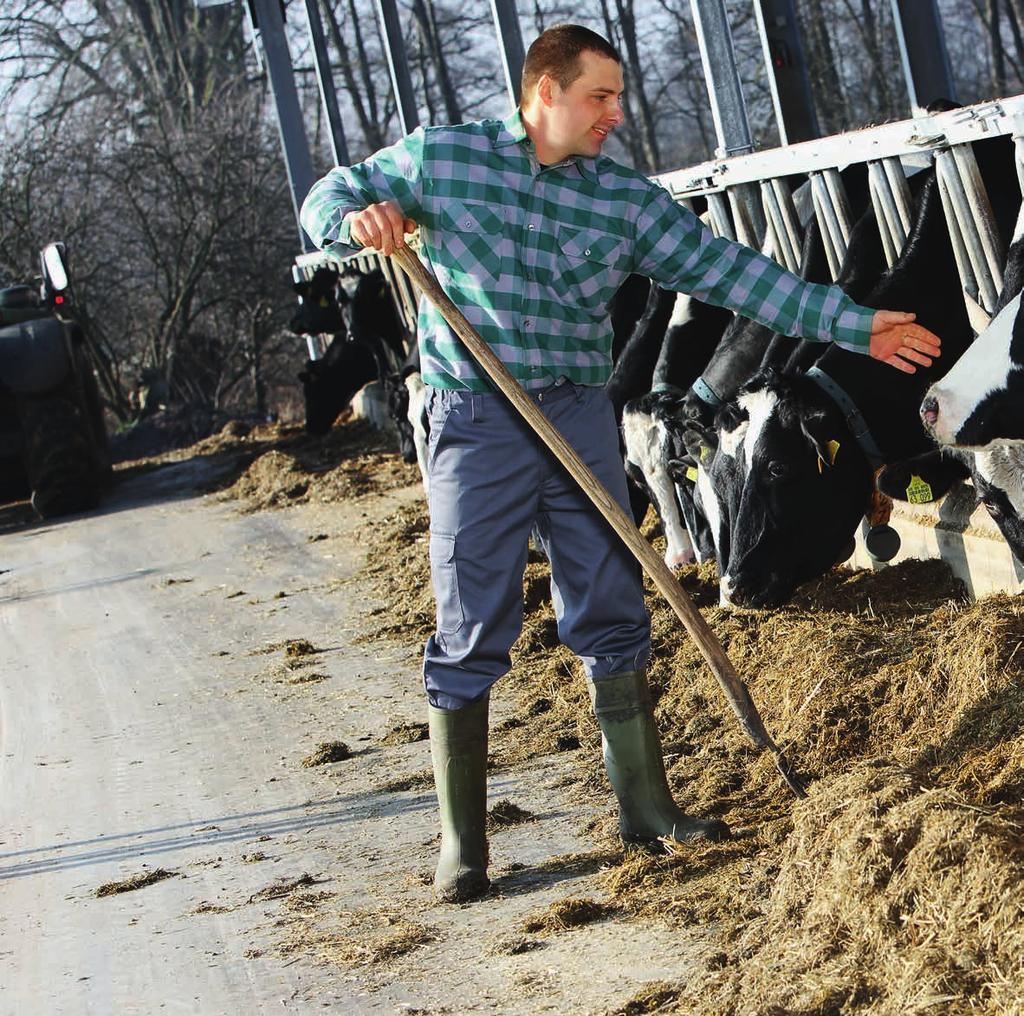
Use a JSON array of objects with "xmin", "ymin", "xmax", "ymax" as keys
[
  {"xmin": 921, "ymin": 291, "xmax": 1024, "ymax": 448},
  {"xmin": 717, "ymin": 374, "xmax": 873, "ymax": 609}
]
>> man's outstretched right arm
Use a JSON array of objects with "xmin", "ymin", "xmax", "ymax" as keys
[{"xmin": 300, "ymin": 128, "xmax": 426, "ymax": 258}]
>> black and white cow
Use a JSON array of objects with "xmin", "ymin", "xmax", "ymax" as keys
[
  {"xmin": 921, "ymin": 233, "xmax": 1024, "ymax": 448},
  {"xmin": 295, "ymin": 267, "xmax": 413, "ymax": 443},
  {"xmin": 711, "ymin": 162, "xmax": 1009, "ymax": 608},
  {"xmin": 614, "ymin": 286, "xmax": 737, "ymax": 565}
]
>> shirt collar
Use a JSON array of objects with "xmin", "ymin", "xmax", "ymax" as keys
[{"xmin": 495, "ymin": 109, "xmax": 603, "ymax": 184}]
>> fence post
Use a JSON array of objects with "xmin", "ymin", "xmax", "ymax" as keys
[
  {"xmin": 376, "ymin": 0, "xmax": 421, "ymax": 135},
  {"xmin": 891, "ymin": 0, "xmax": 957, "ymax": 111},
  {"xmin": 250, "ymin": 0, "xmax": 317, "ymax": 251},
  {"xmin": 491, "ymin": 0, "xmax": 526, "ymax": 108},
  {"xmin": 303, "ymin": 0, "xmax": 350, "ymax": 167},
  {"xmin": 753, "ymin": 0, "xmax": 819, "ymax": 145}
]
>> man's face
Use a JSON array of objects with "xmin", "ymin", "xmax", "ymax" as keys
[{"xmin": 544, "ymin": 51, "xmax": 625, "ymax": 161}]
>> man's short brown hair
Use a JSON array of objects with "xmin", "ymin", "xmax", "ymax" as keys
[{"xmin": 521, "ymin": 24, "xmax": 621, "ymax": 102}]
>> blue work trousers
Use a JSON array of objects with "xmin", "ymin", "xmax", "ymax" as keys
[{"xmin": 423, "ymin": 380, "xmax": 650, "ymax": 710}]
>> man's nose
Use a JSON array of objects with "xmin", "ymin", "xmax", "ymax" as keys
[{"xmin": 609, "ymin": 99, "xmax": 625, "ymax": 125}]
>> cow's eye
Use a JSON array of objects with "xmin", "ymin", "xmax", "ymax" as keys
[{"xmin": 767, "ymin": 460, "xmax": 788, "ymax": 480}]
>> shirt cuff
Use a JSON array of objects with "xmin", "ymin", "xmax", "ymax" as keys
[
  {"xmin": 337, "ymin": 211, "xmax": 355, "ymax": 245},
  {"xmin": 831, "ymin": 301, "xmax": 876, "ymax": 354}
]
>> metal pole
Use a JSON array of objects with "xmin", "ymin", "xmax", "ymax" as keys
[
  {"xmin": 890, "ymin": 0, "xmax": 957, "ymax": 111},
  {"xmin": 690, "ymin": 0, "xmax": 754, "ymax": 157},
  {"xmin": 690, "ymin": 1, "xmax": 765, "ymax": 245},
  {"xmin": 250, "ymin": 0, "xmax": 317, "ymax": 251},
  {"xmin": 303, "ymin": 0, "xmax": 350, "ymax": 166},
  {"xmin": 490, "ymin": 0, "xmax": 526, "ymax": 108},
  {"xmin": 753, "ymin": 0, "xmax": 819, "ymax": 145},
  {"xmin": 376, "ymin": 0, "xmax": 420, "ymax": 135}
]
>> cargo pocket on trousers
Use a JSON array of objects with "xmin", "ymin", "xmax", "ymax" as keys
[{"xmin": 429, "ymin": 530, "xmax": 465, "ymax": 635}]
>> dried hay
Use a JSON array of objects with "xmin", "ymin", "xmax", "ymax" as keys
[
  {"xmin": 301, "ymin": 741, "xmax": 352, "ymax": 767},
  {"xmin": 95, "ymin": 868, "xmax": 177, "ymax": 897},
  {"xmin": 375, "ymin": 768, "xmax": 435, "ymax": 793},
  {"xmin": 355, "ymin": 461, "xmax": 1024, "ymax": 1012},
  {"xmin": 378, "ymin": 721, "xmax": 429, "ymax": 746},
  {"xmin": 487, "ymin": 800, "xmax": 535, "ymax": 830},
  {"xmin": 485, "ymin": 932, "xmax": 545, "ymax": 956},
  {"xmin": 281, "ymin": 909, "xmax": 435, "ymax": 967},
  {"xmin": 521, "ymin": 896, "xmax": 616, "ymax": 935},
  {"xmin": 248, "ymin": 872, "xmax": 317, "ymax": 904},
  {"xmin": 678, "ymin": 763, "xmax": 1024, "ymax": 1016},
  {"xmin": 608, "ymin": 981, "xmax": 681, "ymax": 1015},
  {"xmin": 222, "ymin": 418, "xmax": 419, "ymax": 511}
]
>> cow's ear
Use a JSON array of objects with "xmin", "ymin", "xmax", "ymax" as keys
[{"xmin": 800, "ymin": 408, "xmax": 840, "ymax": 470}]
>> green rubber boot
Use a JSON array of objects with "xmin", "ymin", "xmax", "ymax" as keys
[
  {"xmin": 427, "ymin": 694, "xmax": 490, "ymax": 902},
  {"xmin": 587, "ymin": 671, "xmax": 730, "ymax": 846}
]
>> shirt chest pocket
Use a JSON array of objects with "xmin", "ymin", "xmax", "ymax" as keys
[
  {"xmin": 556, "ymin": 226, "xmax": 631, "ymax": 303},
  {"xmin": 442, "ymin": 200, "xmax": 505, "ymax": 235},
  {"xmin": 558, "ymin": 226, "xmax": 629, "ymax": 267},
  {"xmin": 440, "ymin": 201, "xmax": 506, "ymax": 283}
]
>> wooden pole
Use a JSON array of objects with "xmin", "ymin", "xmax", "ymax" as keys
[{"xmin": 392, "ymin": 245, "xmax": 807, "ymax": 799}]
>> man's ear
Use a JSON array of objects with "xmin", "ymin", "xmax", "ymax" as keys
[{"xmin": 537, "ymin": 73, "xmax": 556, "ymax": 107}]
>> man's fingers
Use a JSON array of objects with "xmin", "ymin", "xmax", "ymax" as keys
[
  {"xmin": 885, "ymin": 355, "xmax": 916, "ymax": 374},
  {"xmin": 875, "ymin": 310, "xmax": 917, "ymax": 327},
  {"xmin": 899, "ymin": 347, "xmax": 934, "ymax": 368}
]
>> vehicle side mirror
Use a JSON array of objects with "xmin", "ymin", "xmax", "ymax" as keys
[{"xmin": 41, "ymin": 243, "xmax": 69, "ymax": 295}]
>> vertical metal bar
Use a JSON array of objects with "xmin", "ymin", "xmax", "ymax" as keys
[
  {"xmin": 690, "ymin": 0, "xmax": 754, "ymax": 156},
  {"xmin": 772, "ymin": 177, "xmax": 804, "ymax": 265},
  {"xmin": 753, "ymin": 0, "xmax": 820, "ymax": 145},
  {"xmin": 707, "ymin": 192, "xmax": 736, "ymax": 240},
  {"xmin": 727, "ymin": 186, "xmax": 763, "ymax": 248},
  {"xmin": 950, "ymin": 143, "xmax": 1005, "ymax": 293},
  {"xmin": 935, "ymin": 155, "xmax": 981, "ymax": 313},
  {"xmin": 760, "ymin": 180, "xmax": 799, "ymax": 271},
  {"xmin": 810, "ymin": 173, "xmax": 845, "ymax": 280},
  {"xmin": 821, "ymin": 168, "xmax": 854, "ymax": 246},
  {"xmin": 935, "ymin": 149, "xmax": 998, "ymax": 311},
  {"xmin": 377, "ymin": 255, "xmax": 418, "ymax": 335},
  {"xmin": 251, "ymin": 0, "xmax": 317, "ymax": 251},
  {"xmin": 868, "ymin": 160, "xmax": 907, "ymax": 267},
  {"xmin": 881, "ymin": 156, "xmax": 913, "ymax": 236},
  {"xmin": 303, "ymin": 0, "xmax": 349, "ymax": 166},
  {"xmin": 890, "ymin": 0, "xmax": 957, "ymax": 111},
  {"xmin": 490, "ymin": 0, "xmax": 526, "ymax": 108},
  {"xmin": 376, "ymin": 0, "xmax": 420, "ymax": 135}
]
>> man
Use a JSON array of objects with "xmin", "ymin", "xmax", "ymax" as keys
[{"xmin": 301, "ymin": 24, "xmax": 940, "ymax": 904}]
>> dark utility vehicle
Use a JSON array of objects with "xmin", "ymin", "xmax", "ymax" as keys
[{"xmin": 0, "ymin": 244, "xmax": 110, "ymax": 518}]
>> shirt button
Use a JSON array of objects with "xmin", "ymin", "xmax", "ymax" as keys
[
  {"xmin": 524, "ymin": 320, "xmax": 532, "ymax": 329},
  {"xmin": 528, "ymin": 223, "xmax": 535, "ymax": 230},
  {"xmin": 465, "ymin": 219, "xmax": 472, "ymax": 227},
  {"xmin": 584, "ymin": 248, "xmax": 591, "ymax": 256}
]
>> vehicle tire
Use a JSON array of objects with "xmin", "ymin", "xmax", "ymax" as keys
[{"xmin": 20, "ymin": 388, "xmax": 103, "ymax": 519}]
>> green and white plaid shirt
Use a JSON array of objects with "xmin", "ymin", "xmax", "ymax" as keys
[{"xmin": 300, "ymin": 110, "xmax": 875, "ymax": 392}]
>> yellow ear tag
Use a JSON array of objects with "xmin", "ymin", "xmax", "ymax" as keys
[
  {"xmin": 905, "ymin": 474, "xmax": 934, "ymax": 504},
  {"xmin": 685, "ymin": 466, "xmax": 698, "ymax": 483},
  {"xmin": 700, "ymin": 445, "xmax": 711, "ymax": 463}
]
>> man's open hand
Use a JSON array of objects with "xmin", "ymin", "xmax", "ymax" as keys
[
  {"xmin": 868, "ymin": 310, "xmax": 941, "ymax": 373},
  {"xmin": 346, "ymin": 201, "xmax": 417, "ymax": 256}
]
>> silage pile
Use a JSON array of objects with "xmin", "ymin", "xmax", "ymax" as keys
[
  {"xmin": 223, "ymin": 416, "xmax": 418, "ymax": 510},
  {"xmin": 359, "ymin": 490, "xmax": 1024, "ymax": 1014}
]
